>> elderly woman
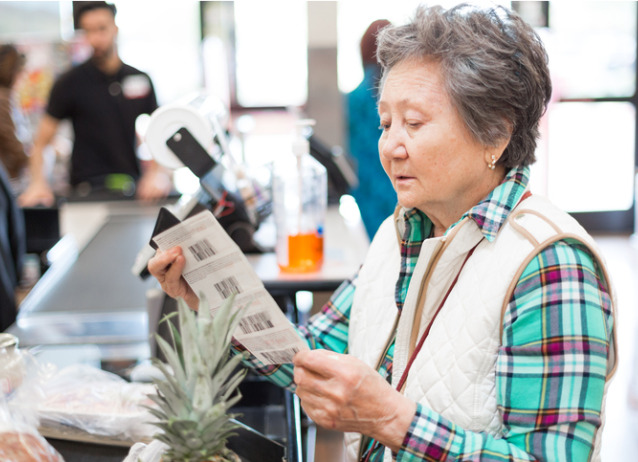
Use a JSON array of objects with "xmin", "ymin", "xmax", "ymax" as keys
[{"xmin": 149, "ymin": 4, "xmax": 616, "ymax": 461}]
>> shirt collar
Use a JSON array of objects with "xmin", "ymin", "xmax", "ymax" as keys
[
  {"xmin": 465, "ymin": 166, "xmax": 530, "ymax": 241},
  {"xmin": 398, "ymin": 166, "xmax": 530, "ymax": 243}
]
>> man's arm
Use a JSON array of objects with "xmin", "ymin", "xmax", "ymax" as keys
[
  {"xmin": 18, "ymin": 114, "xmax": 59, "ymax": 207},
  {"xmin": 136, "ymin": 158, "xmax": 172, "ymax": 202}
]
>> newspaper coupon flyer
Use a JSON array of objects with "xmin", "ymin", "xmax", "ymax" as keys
[{"xmin": 152, "ymin": 210, "xmax": 309, "ymax": 365}]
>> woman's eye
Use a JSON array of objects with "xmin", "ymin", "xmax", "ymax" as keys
[{"xmin": 378, "ymin": 122, "xmax": 390, "ymax": 131}]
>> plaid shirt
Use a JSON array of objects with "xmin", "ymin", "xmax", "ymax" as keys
[{"xmin": 238, "ymin": 166, "xmax": 614, "ymax": 461}]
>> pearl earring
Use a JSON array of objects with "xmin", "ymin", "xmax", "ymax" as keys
[{"xmin": 488, "ymin": 154, "xmax": 496, "ymax": 170}]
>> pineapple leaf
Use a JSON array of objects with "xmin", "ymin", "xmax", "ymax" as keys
[
  {"xmin": 220, "ymin": 390, "xmax": 243, "ymax": 414},
  {"xmin": 154, "ymin": 379, "xmax": 192, "ymax": 417},
  {"xmin": 142, "ymin": 404, "xmax": 171, "ymax": 423},
  {"xmin": 200, "ymin": 423, "xmax": 241, "ymax": 448},
  {"xmin": 167, "ymin": 318, "xmax": 184, "ymax": 369},
  {"xmin": 219, "ymin": 372, "xmax": 247, "ymax": 408},
  {"xmin": 204, "ymin": 296, "xmax": 238, "ymax": 375},
  {"xmin": 210, "ymin": 353, "xmax": 246, "ymax": 399},
  {"xmin": 177, "ymin": 299, "xmax": 207, "ymax": 393},
  {"xmin": 159, "ymin": 311, "xmax": 183, "ymax": 363},
  {"xmin": 145, "ymin": 391, "xmax": 179, "ymax": 418},
  {"xmin": 192, "ymin": 373, "xmax": 213, "ymax": 412},
  {"xmin": 157, "ymin": 362, "xmax": 189, "ymax": 395},
  {"xmin": 151, "ymin": 360, "xmax": 188, "ymax": 398},
  {"xmin": 198, "ymin": 292, "xmax": 213, "ymax": 321},
  {"xmin": 168, "ymin": 419, "xmax": 198, "ymax": 435},
  {"xmin": 154, "ymin": 335, "xmax": 187, "ymax": 389},
  {"xmin": 223, "ymin": 296, "xmax": 246, "ymax": 347}
]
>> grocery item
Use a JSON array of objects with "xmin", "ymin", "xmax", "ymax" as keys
[
  {"xmin": 0, "ymin": 333, "xmax": 25, "ymax": 396},
  {"xmin": 0, "ymin": 431, "xmax": 63, "ymax": 462},
  {"xmin": 272, "ymin": 119, "xmax": 327, "ymax": 273},
  {"xmin": 146, "ymin": 294, "xmax": 246, "ymax": 462}
]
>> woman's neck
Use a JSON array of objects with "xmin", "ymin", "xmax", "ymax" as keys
[{"xmin": 427, "ymin": 166, "xmax": 507, "ymax": 237}]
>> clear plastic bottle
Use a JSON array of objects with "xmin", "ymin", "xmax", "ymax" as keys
[
  {"xmin": 272, "ymin": 119, "xmax": 327, "ymax": 273},
  {"xmin": 0, "ymin": 333, "xmax": 24, "ymax": 395}
]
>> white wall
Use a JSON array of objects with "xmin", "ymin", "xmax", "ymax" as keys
[{"xmin": 116, "ymin": 1, "xmax": 202, "ymax": 106}]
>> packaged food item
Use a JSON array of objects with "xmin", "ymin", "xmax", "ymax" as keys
[
  {"xmin": 1, "ymin": 382, "xmax": 63, "ymax": 462},
  {"xmin": 6, "ymin": 349, "xmax": 156, "ymax": 447},
  {"xmin": 0, "ymin": 430, "xmax": 64, "ymax": 462},
  {"xmin": 31, "ymin": 364, "xmax": 156, "ymax": 442}
]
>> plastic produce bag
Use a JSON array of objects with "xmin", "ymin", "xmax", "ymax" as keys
[
  {"xmin": 11, "ymin": 363, "xmax": 156, "ymax": 442},
  {"xmin": 123, "ymin": 440, "xmax": 167, "ymax": 462},
  {"xmin": 0, "ymin": 395, "xmax": 64, "ymax": 462}
]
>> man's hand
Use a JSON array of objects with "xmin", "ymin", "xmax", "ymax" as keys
[
  {"xmin": 135, "ymin": 158, "xmax": 172, "ymax": 202},
  {"xmin": 18, "ymin": 180, "xmax": 55, "ymax": 207},
  {"xmin": 136, "ymin": 168, "xmax": 172, "ymax": 202}
]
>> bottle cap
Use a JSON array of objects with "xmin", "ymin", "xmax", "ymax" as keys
[
  {"xmin": 0, "ymin": 333, "xmax": 18, "ymax": 350},
  {"xmin": 293, "ymin": 119, "xmax": 315, "ymax": 156}
]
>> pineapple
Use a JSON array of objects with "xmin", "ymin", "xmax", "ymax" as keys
[{"xmin": 146, "ymin": 294, "xmax": 247, "ymax": 462}]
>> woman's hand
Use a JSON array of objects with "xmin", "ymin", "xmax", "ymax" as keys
[
  {"xmin": 147, "ymin": 246, "xmax": 199, "ymax": 309},
  {"xmin": 293, "ymin": 349, "xmax": 416, "ymax": 452}
]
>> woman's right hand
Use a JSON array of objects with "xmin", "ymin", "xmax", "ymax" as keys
[{"xmin": 147, "ymin": 246, "xmax": 199, "ymax": 310}]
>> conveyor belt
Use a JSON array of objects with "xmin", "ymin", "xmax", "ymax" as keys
[{"xmin": 10, "ymin": 210, "xmax": 158, "ymax": 347}]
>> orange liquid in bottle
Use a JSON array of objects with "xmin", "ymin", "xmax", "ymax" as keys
[{"xmin": 279, "ymin": 232, "xmax": 324, "ymax": 273}]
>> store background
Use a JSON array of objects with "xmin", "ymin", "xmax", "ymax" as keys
[{"xmin": 1, "ymin": 1, "xmax": 637, "ymax": 460}]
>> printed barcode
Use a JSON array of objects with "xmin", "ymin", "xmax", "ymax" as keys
[
  {"xmin": 188, "ymin": 239, "xmax": 216, "ymax": 262},
  {"xmin": 238, "ymin": 312, "xmax": 274, "ymax": 335},
  {"xmin": 214, "ymin": 276, "xmax": 241, "ymax": 299},
  {"xmin": 259, "ymin": 347, "xmax": 300, "ymax": 364}
]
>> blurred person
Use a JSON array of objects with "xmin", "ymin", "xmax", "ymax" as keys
[
  {"xmin": 346, "ymin": 19, "xmax": 395, "ymax": 239},
  {"xmin": 0, "ymin": 44, "xmax": 29, "ymax": 185},
  {"xmin": 149, "ymin": 4, "xmax": 616, "ymax": 462},
  {"xmin": 18, "ymin": 1, "xmax": 170, "ymax": 207},
  {"xmin": 0, "ymin": 161, "xmax": 24, "ymax": 331}
]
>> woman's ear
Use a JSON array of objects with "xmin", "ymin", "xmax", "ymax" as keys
[
  {"xmin": 483, "ymin": 119, "xmax": 513, "ymax": 167},
  {"xmin": 483, "ymin": 138, "xmax": 510, "ymax": 170}
]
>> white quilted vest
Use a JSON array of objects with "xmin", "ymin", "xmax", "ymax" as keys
[{"xmin": 345, "ymin": 194, "xmax": 616, "ymax": 462}]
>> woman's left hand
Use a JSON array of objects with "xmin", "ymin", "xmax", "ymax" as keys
[{"xmin": 293, "ymin": 349, "xmax": 416, "ymax": 451}]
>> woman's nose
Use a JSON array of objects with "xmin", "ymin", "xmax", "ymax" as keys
[{"xmin": 379, "ymin": 127, "xmax": 407, "ymax": 160}]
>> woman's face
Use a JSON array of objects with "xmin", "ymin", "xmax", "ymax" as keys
[{"xmin": 378, "ymin": 57, "xmax": 494, "ymax": 221}]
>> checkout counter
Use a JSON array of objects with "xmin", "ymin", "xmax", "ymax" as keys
[{"xmin": 7, "ymin": 196, "xmax": 369, "ymax": 462}]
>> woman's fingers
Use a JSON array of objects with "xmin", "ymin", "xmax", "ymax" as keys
[
  {"xmin": 161, "ymin": 254, "xmax": 187, "ymax": 293},
  {"xmin": 148, "ymin": 247, "xmax": 181, "ymax": 280},
  {"xmin": 292, "ymin": 349, "xmax": 416, "ymax": 447},
  {"xmin": 293, "ymin": 350, "xmax": 374, "ymax": 430},
  {"xmin": 147, "ymin": 247, "xmax": 197, "ymax": 306}
]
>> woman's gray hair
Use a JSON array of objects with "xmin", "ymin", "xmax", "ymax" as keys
[{"xmin": 377, "ymin": 4, "xmax": 552, "ymax": 168}]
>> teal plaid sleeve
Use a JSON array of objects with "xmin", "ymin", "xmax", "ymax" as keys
[
  {"xmin": 396, "ymin": 240, "xmax": 613, "ymax": 461},
  {"xmin": 231, "ymin": 275, "xmax": 357, "ymax": 391}
]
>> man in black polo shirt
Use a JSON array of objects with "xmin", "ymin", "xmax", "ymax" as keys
[{"xmin": 19, "ymin": 2, "xmax": 170, "ymax": 206}]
